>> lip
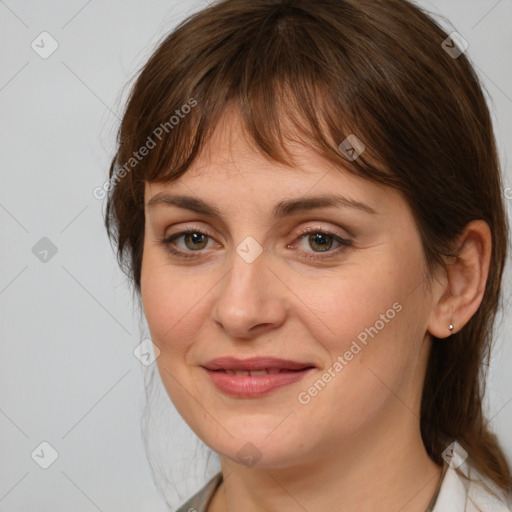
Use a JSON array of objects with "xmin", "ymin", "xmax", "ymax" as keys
[
  {"xmin": 202, "ymin": 356, "xmax": 315, "ymax": 371},
  {"xmin": 201, "ymin": 357, "xmax": 316, "ymax": 398}
]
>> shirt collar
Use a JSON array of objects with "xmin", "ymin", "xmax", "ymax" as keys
[{"xmin": 432, "ymin": 461, "xmax": 512, "ymax": 511}]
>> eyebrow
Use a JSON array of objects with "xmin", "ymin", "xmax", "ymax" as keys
[{"xmin": 145, "ymin": 192, "xmax": 378, "ymax": 219}]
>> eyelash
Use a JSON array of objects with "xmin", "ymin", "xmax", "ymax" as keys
[{"xmin": 159, "ymin": 225, "xmax": 352, "ymax": 261}]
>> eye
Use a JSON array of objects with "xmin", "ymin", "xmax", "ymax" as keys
[
  {"xmin": 291, "ymin": 225, "xmax": 352, "ymax": 260},
  {"xmin": 158, "ymin": 224, "xmax": 352, "ymax": 260},
  {"xmin": 159, "ymin": 226, "xmax": 216, "ymax": 259}
]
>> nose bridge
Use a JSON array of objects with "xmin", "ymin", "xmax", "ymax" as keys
[
  {"xmin": 221, "ymin": 236, "xmax": 269, "ymax": 311},
  {"xmin": 213, "ymin": 235, "xmax": 285, "ymax": 336}
]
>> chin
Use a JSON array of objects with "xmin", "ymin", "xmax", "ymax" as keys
[{"xmin": 202, "ymin": 426, "xmax": 312, "ymax": 470}]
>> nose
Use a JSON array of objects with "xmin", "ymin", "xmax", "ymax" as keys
[{"xmin": 212, "ymin": 244, "xmax": 287, "ymax": 340}]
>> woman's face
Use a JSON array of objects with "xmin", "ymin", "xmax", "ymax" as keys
[{"xmin": 140, "ymin": 111, "xmax": 436, "ymax": 469}]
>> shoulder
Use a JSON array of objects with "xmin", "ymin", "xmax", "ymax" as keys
[
  {"xmin": 175, "ymin": 472, "xmax": 223, "ymax": 512},
  {"xmin": 434, "ymin": 461, "xmax": 512, "ymax": 512}
]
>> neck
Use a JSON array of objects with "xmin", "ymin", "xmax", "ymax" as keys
[{"xmin": 208, "ymin": 409, "xmax": 443, "ymax": 512}]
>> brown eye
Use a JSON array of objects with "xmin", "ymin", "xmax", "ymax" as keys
[
  {"xmin": 306, "ymin": 232, "xmax": 336, "ymax": 252},
  {"xmin": 181, "ymin": 232, "xmax": 209, "ymax": 250},
  {"xmin": 293, "ymin": 226, "xmax": 352, "ymax": 261},
  {"xmin": 160, "ymin": 226, "xmax": 216, "ymax": 258}
]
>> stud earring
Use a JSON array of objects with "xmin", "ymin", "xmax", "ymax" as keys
[{"xmin": 448, "ymin": 306, "xmax": 454, "ymax": 334}]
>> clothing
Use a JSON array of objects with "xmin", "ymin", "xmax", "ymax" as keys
[
  {"xmin": 176, "ymin": 472, "xmax": 222, "ymax": 512},
  {"xmin": 175, "ymin": 461, "xmax": 512, "ymax": 512},
  {"xmin": 432, "ymin": 460, "xmax": 512, "ymax": 511}
]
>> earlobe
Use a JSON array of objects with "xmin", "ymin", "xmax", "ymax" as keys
[
  {"xmin": 427, "ymin": 220, "xmax": 492, "ymax": 340},
  {"xmin": 448, "ymin": 310, "xmax": 454, "ymax": 335},
  {"xmin": 428, "ymin": 298, "xmax": 457, "ymax": 339}
]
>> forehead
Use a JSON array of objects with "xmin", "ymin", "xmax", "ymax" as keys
[{"xmin": 144, "ymin": 108, "xmax": 401, "ymax": 219}]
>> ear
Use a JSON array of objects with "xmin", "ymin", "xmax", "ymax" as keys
[{"xmin": 427, "ymin": 220, "xmax": 492, "ymax": 339}]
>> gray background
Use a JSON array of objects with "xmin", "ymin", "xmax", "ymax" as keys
[{"xmin": 1, "ymin": 0, "xmax": 511, "ymax": 510}]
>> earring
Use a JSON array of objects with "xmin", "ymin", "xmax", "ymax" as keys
[{"xmin": 448, "ymin": 306, "xmax": 454, "ymax": 334}]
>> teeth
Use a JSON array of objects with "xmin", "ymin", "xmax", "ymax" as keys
[
  {"xmin": 224, "ymin": 369, "xmax": 275, "ymax": 376},
  {"xmin": 218, "ymin": 368, "xmax": 304, "ymax": 377},
  {"xmin": 221, "ymin": 368, "xmax": 305, "ymax": 376}
]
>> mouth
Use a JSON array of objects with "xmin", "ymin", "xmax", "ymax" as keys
[
  {"xmin": 201, "ymin": 356, "xmax": 316, "ymax": 397},
  {"xmin": 202, "ymin": 356, "xmax": 315, "ymax": 372},
  {"xmin": 211, "ymin": 367, "xmax": 314, "ymax": 376}
]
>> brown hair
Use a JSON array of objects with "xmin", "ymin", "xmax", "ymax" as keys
[{"xmin": 104, "ymin": 0, "xmax": 512, "ymax": 498}]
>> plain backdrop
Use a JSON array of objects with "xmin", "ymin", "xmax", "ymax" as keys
[{"xmin": 1, "ymin": 0, "xmax": 511, "ymax": 510}]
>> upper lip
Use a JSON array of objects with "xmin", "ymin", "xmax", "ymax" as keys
[{"xmin": 202, "ymin": 356, "xmax": 315, "ymax": 371}]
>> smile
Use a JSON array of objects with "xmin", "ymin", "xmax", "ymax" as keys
[{"xmin": 203, "ymin": 367, "xmax": 315, "ymax": 397}]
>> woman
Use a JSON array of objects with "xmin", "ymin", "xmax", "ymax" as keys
[{"xmin": 104, "ymin": 0, "xmax": 512, "ymax": 510}]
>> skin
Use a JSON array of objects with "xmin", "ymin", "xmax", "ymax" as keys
[{"xmin": 140, "ymin": 109, "xmax": 492, "ymax": 512}]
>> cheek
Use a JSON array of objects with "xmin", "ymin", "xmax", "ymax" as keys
[
  {"xmin": 290, "ymin": 257, "xmax": 426, "ymax": 421},
  {"xmin": 140, "ymin": 253, "xmax": 201, "ymax": 357},
  {"xmin": 292, "ymin": 262, "xmax": 404, "ymax": 357},
  {"xmin": 140, "ymin": 262, "xmax": 202, "ymax": 416}
]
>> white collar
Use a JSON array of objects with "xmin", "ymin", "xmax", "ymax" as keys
[
  {"xmin": 433, "ymin": 461, "xmax": 512, "ymax": 511},
  {"xmin": 177, "ymin": 460, "xmax": 512, "ymax": 512}
]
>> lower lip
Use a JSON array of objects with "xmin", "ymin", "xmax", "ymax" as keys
[{"xmin": 203, "ymin": 368, "xmax": 315, "ymax": 397}]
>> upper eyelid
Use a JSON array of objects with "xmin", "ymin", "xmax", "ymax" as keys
[
  {"xmin": 164, "ymin": 223, "xmax": 349, "ymax": 241},
  {"xmin": 163, "ymin": 227, "xmax": 351, "ymax": 263},
  {"xmin": 165, "ymin": 225, "xmax": 350, "ymax": 251}
]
